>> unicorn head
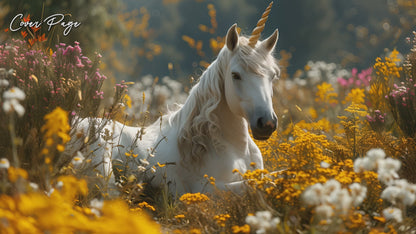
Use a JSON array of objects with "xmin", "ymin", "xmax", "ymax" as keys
[
  {"xmin": 222, "ymin": 3, "xmax": 279, "ymax": 140},
  {"xmin": 176, "ymin": 2, "xmax": 279, "ymax": 165}
]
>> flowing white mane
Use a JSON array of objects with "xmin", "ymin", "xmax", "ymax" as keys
[{"xmin": 172, "ymin": 37, "xmax": 280, "ymax": 165}]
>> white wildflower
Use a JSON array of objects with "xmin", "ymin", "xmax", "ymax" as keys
[
  {"xmin": 150, "ymin": 166, "xmax": 156, "ymax": 173},
  {"xmin": 377, "ymin": 158, "xmax": 401, "ymax": 185},
  {"xmin": 302, "ymin": 183, "xmax": 324, "ymax": 206},
  {"xmin": 382, "ymin": 207, "xmax": 403, "ymax": 223},
  {"xmin": 0, "ymin": 158, "xmax": 10, "ymax": 169},
  {"xmin": 29, "ymin": 182, "xmax": 39, "ymax": 191},
  {"xmin": 71, "ymin": 151, "xmax": 84, "ymax": 166},
  {"xmin": 392, "ymin": 180, "xmax": 416, "ymax": 206},
  {"xmin": 2, "ymin": 87, "xmax": 26, "ymax": 117},
  {"xmin": 245, "ymin": 215, "xmax": 259, "ymax": 227},
  {"xmin": 366, "ymin": 148, "xmax": 386, "ymax": 166},
  {"xmin": 353, "ymin": 157, "xmax": 365, "ymax": 173},
  {"xmin": 138, "ymin": 165, "xmax": 146, "ymax": 172},
  {"xmin": 334, "ymin": 188, "xmax": 353, "ymax": 215},
  {"xmin": 3, "ymin": 87, "xmax": 25, "ymax": 100},
  {"xmin": 46, "ymin": 188, "xmax": 54, "ymax": 197},
  {"xmin": 320, "ymin": 161, "xmax": 331, "ymax": 168},
  {"xmin": 90, "ymin": 198, "xmax": 104, "ymax": 217},
  {"xmin": 0, "ymin": 79, "xmax": 9, "ymax": 87},
  {"xmin": 381, "ymin": 186, "xmax": 401, "ymax": 204},
  {"xmin": 56, "ymin": 181, "xmax": 64, "ymax": 189},
  {"xmin": 139, "ymin": 158, "xmax": 150, "ymax": 166},
  {"xmin": 315, "ymin": 204, "xmax": 334, "ymax": 220},
  {"xmin": 90, "ymin": 198, "xmax": 104, "ymax": 210},
  {"xmin": 323, "ymin": 179, "xmax": 341, "ymax": 204},
  {"xmin": 256, "ymin": 211, "xmax": 272, "ymax": 221},
  {"xmin": 7, "ymin": 69, "xmax": 15, "ymax": 76},
  {"xmin": 349, "ymin": 183, "xmax": 367, "ymax": 206},
  {"xmin": 378, "ymin": 158, "xmax": 401, "ymax": 172},
  {"xmin": 378, "ymin": 168, "xmax": 400, "ymax": 185},
  {"xmin": 245, "ymin": 211, "xmax": 280, "ymax": 234}
]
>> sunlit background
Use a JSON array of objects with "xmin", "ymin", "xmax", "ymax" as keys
[{"xmin": 1, "ymin": 0, "xmax": 415, "ymax": 82}]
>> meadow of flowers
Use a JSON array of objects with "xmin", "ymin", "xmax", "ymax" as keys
[{"xmin": 1, "ymin": 5, "xmax": 416, "ymax": 234}]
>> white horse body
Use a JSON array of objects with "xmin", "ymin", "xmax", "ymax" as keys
[{"xmin": 71, "ymin": 22, "xmax": 280, "ymax": 196}]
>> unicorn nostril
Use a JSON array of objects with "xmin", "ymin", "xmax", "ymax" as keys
[
  {"xmin": 265, "ymin": 120, "xmax": 275, "ymax": 129},
  {"xmin": 256, "ymin": 117, "xmax": 276, "ymax": 130},
  {"xmin": 257, "ymin": 117, "xmax": 264, "ymax": 129}
]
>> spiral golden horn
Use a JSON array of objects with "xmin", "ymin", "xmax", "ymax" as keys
[{"xmin": 248, "ymin": 1, "xmax": 273, "ymax": 48}]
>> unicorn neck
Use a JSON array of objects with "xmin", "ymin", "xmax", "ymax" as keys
[{"xmin": 215, "ymin": 98, "xmax": 250, "ymax": 147}]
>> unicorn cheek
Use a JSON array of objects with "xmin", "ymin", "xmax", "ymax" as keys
[{"xmin": 224, "ymin": 76, "xmax": 246, "ymax": 118}]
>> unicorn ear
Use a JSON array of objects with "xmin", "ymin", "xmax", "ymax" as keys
[
  {"xmin": 260, "ymin": 29, "xmax": 279, "ymax": 53},
  {"xmin": 226, "ymin": 24, "xmax": 239, "ymax": 51}
]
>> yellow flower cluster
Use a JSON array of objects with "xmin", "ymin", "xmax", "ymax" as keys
[
  {"xmin": 7, "ymin": 166, "xmax": 28, "ymax": 182},
  {"xmin": 315, "ymin": 82, "xmax": 338, "ymax": 106},
  {"xmin": 251, "ymin": 117, "xmax": 382, "ymax": 208},
  {"xmin": 179, "ymin": 192, "xmax": 210, "ymax": 205},
  {"xmin": 373, "ymin": 49, "xmax": 402, "ymax": 79},
  {"xmin": 232, "ymin": 224, "xmax": 250, "ymax": 234},
  {"xmin": 0, "ymin": 175, "xmax": 161, "ymax": 233},
  {"xmin": 213, "ymin": 213, "xmax": 231, "ymax": 227},
  {"xmin": 41, "ymin": 107, "xmax": 71, "ymax": 155}
]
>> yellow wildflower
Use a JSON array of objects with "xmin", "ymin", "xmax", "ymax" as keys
[
  {"xmin": 213, "ymin": 214, "xmax": 231, "ymax": 227},
  {"xmin": 315, "ymin": 82, "xmax": 338, "ymax": 105},
  {"xmin": 179, "ymin": 193, "xmax": 209, "ymax": 205},
  {"xmin": 8, "ymin": 167, "xmax": 28, "ymax": 182},
  {"xmin": 41, "ymin": 107, "xmax": 71, "ymax": 154},
  {"xmin": 232, "ymin": 224, "xmax": 251, "ymax": 234}
]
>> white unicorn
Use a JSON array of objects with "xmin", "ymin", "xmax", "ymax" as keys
[{"xmin": 69, "ymin": 2, "xmax": 280, "ymax": 196}]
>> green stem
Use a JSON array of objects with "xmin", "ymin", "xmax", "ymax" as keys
[{"xmin": 8, "ymin": 114, "xmax": 19, "ymax": 168}]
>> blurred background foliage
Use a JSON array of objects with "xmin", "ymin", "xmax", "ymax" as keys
[{"xmin": 0, "ymin": 0, "xmax": 415, "ymax": 82}]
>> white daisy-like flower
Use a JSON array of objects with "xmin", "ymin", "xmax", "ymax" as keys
[
  {"xmin": 2, "ymin": 87, "xmax": 26, "ymax": 117},
  {"xmin": 382, "ymin": 207, "xmax": 403, "ymax": 223},
  {"xmin": 3, "ymin": 87, "xmax": 25, "ymax": 100},
  {"xmin": 3, "ymin": 99, "xmax": 25, "ymax": 117},
  {"xmin": 71, "ymin": 151, "xmax": 85, "ymax": 166},
  {"xmin": 0, "ymin": 158, "xmax": 10, "ymax": 169}
]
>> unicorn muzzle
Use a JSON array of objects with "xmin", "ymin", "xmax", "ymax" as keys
[{"xmin": 251, "ymin": 112, "xmax": 277, "ymax": 140}]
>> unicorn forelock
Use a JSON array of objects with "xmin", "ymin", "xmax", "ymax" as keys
[{"xmin": 235, "ymin": 37, "xmax": 280, "ymax": 78}]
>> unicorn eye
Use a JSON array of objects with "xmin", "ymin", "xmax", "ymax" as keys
[{"xmin": 231, "ymin": 72, "xmax": 241, "ymax": 80}]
